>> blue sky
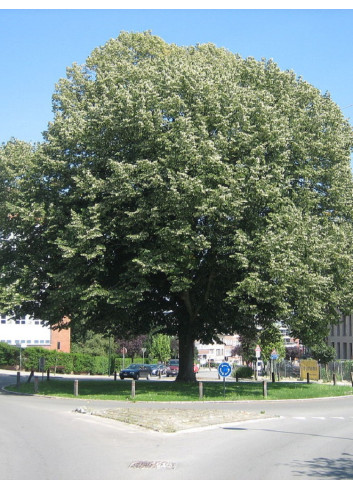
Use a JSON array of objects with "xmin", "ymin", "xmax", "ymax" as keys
[{"xmin": 1, "ymin": 7, "xmax": 353, "ymax": 145}]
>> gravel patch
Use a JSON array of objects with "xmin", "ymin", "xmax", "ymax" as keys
[{"xmin": 88, "ymin": 407, "xmax": 272, "ymax": 432}]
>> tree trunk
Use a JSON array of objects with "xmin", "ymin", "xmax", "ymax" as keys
[{"xmin": 176, "ymin": 327, "xmax": 196, "ymax": 382}]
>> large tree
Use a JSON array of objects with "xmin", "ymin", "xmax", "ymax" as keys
[{"xmin": 1, "ymin": 32, "xmax": 353, "ymax": 381}]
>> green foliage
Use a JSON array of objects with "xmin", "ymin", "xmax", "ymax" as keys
[
  {"xmin": 1, "ymin": 32, "xmax": 353, "ymax": 381},
  {"xmin": 22, "ymin": 347, "xmax": 57, "ymax": 371},
  {"xmin": 0, "ymin": 342, "xmax": 19, "ymax": 366},
  {"xmin": 233, "ymin": 366, "xmax": 253, "ymax": 378},
  {"xmin": 259, "ymin": 323, "xmax": 286, "ymax": 360},
  {"xmin": 309, "ymin": 343, "xmax": 336, "ymax": 365},
  {"xmin": 71, "ymin": 332, "xmax": 112, "ymax": 356},
  {"xmin": 148, "ymin": 334, "xmax": 171, "ymax": 363}
]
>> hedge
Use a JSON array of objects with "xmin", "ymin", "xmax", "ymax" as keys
[{"xmin": 0, "ymin": 343, "xmax": 160, "ymax": 374}]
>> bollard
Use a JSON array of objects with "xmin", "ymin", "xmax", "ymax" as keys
[
  {"xmin": 271, "ymin": 372, "xmax": 275, "ymax": 383},
  {"xmin": 236, "ymin": 373, "xmax": 239, "ymax": 382},
  {"xmin": 34, "ymin": 377, "xmax": 39, "ymax": 393},
  {"xmin": 159, "ymin": 369, "xmax": 162, "ymax": 379},
  {"xmin": 199, "ymin": 381, "xmax": 203, "ymax": 399},
  {"xmin": 47, "ymin": 369, "xmax": 50, "ymax": 381},
  {"xmin": 74, "ymin": 379, "xmax": 79, "ymax": 396},
  {"xmin": 333, "ymin": 373, "xmax": 336, "ymax": 386},
  {"xmin": 17, "ymin": 371, "xmax": 20, "ymax": 387},
  {"xmin": 351, "ymin": 372, "xmax": 353, "ymax": 387},
  {"xmin": 114, "ymin": 371, "xmax": 117, "ymax": 381},
  {"xmin": 263, "ymin": 380, "xmax": 268, "ymax": 398},
  {"xmin": 307, "ymin": 372, "xmax": 310, "ymax": 384},
  {"xmin": 131, "ymin": 380, "xmax": 136, "ymax": 398}
]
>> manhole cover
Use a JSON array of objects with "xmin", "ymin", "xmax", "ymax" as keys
[{"xmin": 129, "ymin": 461, "xmax": 176, "ymax": 470}]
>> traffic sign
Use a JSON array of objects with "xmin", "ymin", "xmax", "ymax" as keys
[
  {"xmin": 255, "ymin": 345, "xmax": 261, "ymax": 358},
  {"xmin": 218, "ymin": 362, "xmax": 232, "ymax": 378}
]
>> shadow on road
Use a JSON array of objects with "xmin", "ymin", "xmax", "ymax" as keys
[{"xmin": 289, "ymin": 453, "xmax": 353, "ymax": 479}]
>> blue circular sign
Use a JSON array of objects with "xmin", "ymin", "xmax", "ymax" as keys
[{"xmin": 218, "ymin": 362, "xmax": 232, "ymax": 378}]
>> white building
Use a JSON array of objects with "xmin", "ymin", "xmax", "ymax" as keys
[
  {"xmin": 0, "ymin": 315, "xmax": 50, "ymax": 347},
  {"xmin": 195, "ymin": 335, "xmax": 242, "ymax": 365},
  {"xmin": 0, "ymin": 314, "xmax": 71, "ymax": 352}
]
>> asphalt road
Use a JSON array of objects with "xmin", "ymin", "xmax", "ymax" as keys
[{"xmin": 1, "ymin": 370, "xmax": 353, "ymax": 480}]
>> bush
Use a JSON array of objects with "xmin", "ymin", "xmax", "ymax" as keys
[
  {"xmin": 22, "ymin": 347, "xmax": 57, "ymax": 371},
  {"xmin": 0, "ymin": 342, "xmax": 19, "ymax": 367},
  {"xmin": 233, "ymin": 366, "xmax": 253, "ymax": 379},
  {"xmin": 72, "ymin": 353, "xmax": 94, "ymax": 374}
]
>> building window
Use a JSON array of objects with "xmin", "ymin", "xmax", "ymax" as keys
[
  {"xmin": 343, "ymin": 343, "xmax": 347, "ymax": 359},
  {"xmin": 15, "ymin": 316, "xmax": 26, "ymax": 324},
  {"xmin": 343, "ymin": 318, "xmax": 347, "ymax": 336},
  {"xmin": 350, "ymin": 316, "xmax": 353, "ymax": 337},
  {"xmin": 34, "ymin": 340, "xmax": 39, "ymax": 344},
  {"xmin": 57, "ymin": 342, "xmax": 61, "ymax": 350},
  {"xmin": 337, "ymin": 324, "xmax": 340, "ymax": 336},
  {"xmin": 1, "ymin": 315, "xmax": 6, "ymax": 324}
]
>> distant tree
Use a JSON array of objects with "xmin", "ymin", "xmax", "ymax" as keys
[
  {"xmin": 231, "ymin": 332, "xmax": 258, "ymax": 364},
  {"xmin": 259, "ymin": 323, "xmax": 286, "ymax": 361},
  {"xmin": 71, "ymin": 331, "xmax": 111, "ymax": 356},
  {"xmin": 310, "ymin": 342, "xmax": 336, "ymax": 366},
  {"xmin": 285, "ymin": 345, "xmax": 302, "ymax": 361},
  {"xmin": 116, "ymin": 335, "xmax": 147, "ymax": 363},
  {"xmin": 148, "ymin": 334, "xmax": 171, "ymax": 363}
]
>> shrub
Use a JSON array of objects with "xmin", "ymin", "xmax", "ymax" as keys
[
  {"xmin": 72, "ymin": 353, "xmax": 94, "ymax": 373},
  {"xmin": 0, "ymin": 342, "xmax": 19, "ymax": 367},
  {"xmin": 22, "ymin": 347, "xmax": 57, "ymax": 371},
  {"xmin": 233, "ymin": 366, "xmax": 253, "ymax": 379}
]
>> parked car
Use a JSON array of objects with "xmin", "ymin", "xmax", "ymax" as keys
[
  {"xmin": 119, "ymin": 364, "xmax": 152, "ymax": 380},
  {"xmin": 166, "ymin": 359, "xmax": 179, "ymax": 377},
  {"xmin": 150, "ymin": 364, "xmax": 166, "ymax": 376}
]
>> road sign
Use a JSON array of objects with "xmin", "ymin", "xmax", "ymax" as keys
[
  {"xmin": 270, "ymin": 353, "xmax": 279, "ymax": 360},
  {"xmin": 218, "ymin": 362, "xmax": 232, "ymax": 378},
  {"xmin": 255, "ymin": 345, "xmax": 261, "ymax": 358}
]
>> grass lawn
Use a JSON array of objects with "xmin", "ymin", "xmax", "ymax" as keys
[{"xmin": 6, "ymin": 378, "xmax": 353, "ymax": 401}]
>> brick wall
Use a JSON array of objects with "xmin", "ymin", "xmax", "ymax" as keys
[{"xmin": 49, "ymin": 327, "xmax": 71, "ymax": 353}]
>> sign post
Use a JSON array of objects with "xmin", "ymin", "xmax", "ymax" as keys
[
  {"xmin": 254, "ymin": 345, "xmax": 261, "ymax": 380},
  {"xmin": 270, "ymin": 350, "xmax": 279, "ymax": 382},
  {"xmin": 121, "ymin": 347, "xmax": 127, "ymax": 369},
  {"xmin": 218, "ymin": 362, "xmax": 232, "ymax": 397}
]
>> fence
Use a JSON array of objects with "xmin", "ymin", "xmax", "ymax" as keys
[{"xmin": 262, "ymin": 360, "xmax": 353, "ymax": 382}]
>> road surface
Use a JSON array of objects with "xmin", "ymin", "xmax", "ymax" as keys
[{"xmin": 1, "ymin": 370, "xmax": 353, "ymax": 479}]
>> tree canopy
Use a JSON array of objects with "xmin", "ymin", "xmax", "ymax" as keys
[{"xmin": 1, "ymin": 31, "xmax": 353, "ymax": 381}]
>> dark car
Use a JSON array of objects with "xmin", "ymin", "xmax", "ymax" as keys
[
  {"xmin": 150, "ymin": 364, "xmax": 166, "ymax": 376},
  {"xmin": 119, "ymin": 364, "xmax": 152, "ymax": 380}
]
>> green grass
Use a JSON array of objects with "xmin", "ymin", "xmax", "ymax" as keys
[{"xmin": 6, "ymin": 379, "xmax": 353, "ymax": 401}]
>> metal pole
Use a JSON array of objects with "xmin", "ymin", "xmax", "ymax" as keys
[
  {"xmin": 199, "ymin": 381, "xmax": 203, "ymax": 399},
  {"xmin": 74, "ymin": 379, "xmax": 79, "ymax": 396},
  {"xmin": 263, "ymin": 380, "xmax": 268, "ymax": 398},
  {"xmin": 108, "ymin": 336, "xmax": 111, "ymax": 376},
  {"xmin": 131, "ymin": 380, "xmax": 136, "ymax": 398}
]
